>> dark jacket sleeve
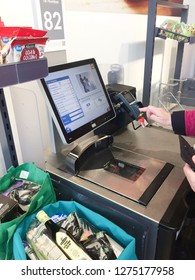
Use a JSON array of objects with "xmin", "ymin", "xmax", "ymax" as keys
[
  {"xmin": 171, "ymin": 110, "xmax": 195, "ymax": 137},
  {"xmin": 171, "ymin": 110, "xmax": 186, "ymax": 135}
]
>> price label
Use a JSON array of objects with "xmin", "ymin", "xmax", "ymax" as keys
[{"xmin": 39, "ymin": 0, "xmax": 65, "ymax": 40}]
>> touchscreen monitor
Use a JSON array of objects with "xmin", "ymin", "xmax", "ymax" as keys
[{"xmin": 40, "ymin": 58, "xmax": 116, "ymax": 144}]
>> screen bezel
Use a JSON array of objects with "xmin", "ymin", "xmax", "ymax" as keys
[{"xmin": 40, "ymin": 58, "xmax": 116, "ymax": 144}]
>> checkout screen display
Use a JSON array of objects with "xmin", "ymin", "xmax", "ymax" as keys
[
  {"xmin": 40, "ymin": 58, "xmax": 116, "ymax": 144},
  {"xmin": 104, "ymin": 158, "xmax": 145, "ymax": 181}
]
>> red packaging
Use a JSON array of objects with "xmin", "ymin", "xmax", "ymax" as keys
[
  {"xmin": 0, "ymin": 27, "xmax": 48, "ymax": 64},
  {"xmin": 5, "ymin": 37, "xmax": 49, "ymax": 63},
  {"xmin": 0, "ymin": 26, "xmax": 47, "ymax": 40}
]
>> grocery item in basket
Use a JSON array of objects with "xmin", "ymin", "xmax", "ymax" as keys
[
  {"xmin": 36, "ymin": 210, "xmax": 92, "ymax": 260},
  {"xmin": 2, "ymin": 179, "xmax": 41, "ymax": 212},
  {"xmin": 60, "ymin": 211, "xmax": 84, "ymax": 240},
  {"xmin": 26, "ymin": 218, "xmax": 68, "ymax": 260},
  {"xmin": 83, "ymin": 231, "xmax": 117, "ymax": 260},
  {"xmin": 0, "ymin": 194, "xmax": 18, "ymax": 222}
]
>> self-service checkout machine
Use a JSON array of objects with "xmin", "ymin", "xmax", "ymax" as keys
[{"xmin": 40, "ymin": 58, "xmax": 192, "ymax": 260}]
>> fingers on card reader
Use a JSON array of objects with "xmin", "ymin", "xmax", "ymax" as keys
[{"xmin": 116, "ymin": 92, "xmax": 148, "ymax": 127}]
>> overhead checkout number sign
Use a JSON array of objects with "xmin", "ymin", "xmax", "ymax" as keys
[{"xmin": 32, "ymin": 0, "xmax": 65, "ymax": 51}]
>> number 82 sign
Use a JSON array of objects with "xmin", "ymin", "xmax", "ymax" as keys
[{"xmin": 32, "ymin": 0, "xmax": 65, "ymax": 50}]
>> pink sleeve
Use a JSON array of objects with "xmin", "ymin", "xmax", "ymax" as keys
[{"xmin": 185, "ymin": 110, "xmax": 195, "ymax": 137}]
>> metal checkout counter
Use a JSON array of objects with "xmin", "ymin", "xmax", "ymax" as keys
[{"xmin": 45, "ymin": 84, "xmax": 194, "ymax": 260}]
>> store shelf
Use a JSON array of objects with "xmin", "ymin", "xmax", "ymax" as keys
[
  {"xmin": 155, "ymin": 27, "xmax": 195, "ymax": 44},
  {"xmin": 155, "ymin": 0, "xmax": 188, "ymax": 10},
  {"xmin": 0, "ymin": 57, "xmax": 48, "ymax": 88},
  {"xmin": 142, "ymin": 0, "xmax": 190, "ymax": 106}
]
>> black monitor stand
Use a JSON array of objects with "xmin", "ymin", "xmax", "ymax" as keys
[{"xmin": 64, "ymin": 135, "xmax": 114, "ymax": 175}]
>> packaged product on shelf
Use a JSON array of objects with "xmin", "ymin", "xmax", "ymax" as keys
[
  {"xmin": 1, "ymin": 26, "xmax": 46, "ymax": 35},
  {"xmin": 0, "ymin": 26, "xmax": 47, "ymax": 45},
  {"xmin": 0, "ymin": 26, "xmax": 48, "ymax": 64},
  {"xmin": 187, "ymin": 23, "xmax": 195, "ymax": 35},
  {"xmin": 159, "ymin": 18, "xmax": 194, "ymax": 42},
  {"xmin": 6, "ymin": 37, "xmax": 48, "ymax": 63},
  {"xmin": 160, "ymin": 18, "xmax": 178, "ymax": 39}
]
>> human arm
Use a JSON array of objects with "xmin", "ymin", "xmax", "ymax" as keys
[
  {"xmin": 139, "ymin": 106, "xmax": 172, "ymax": 127},
  {"xmin": 140, "ymin": 106, "xmax": 195, "ymax": 137},
  {"xmin": 140, "ymin": 106, "xmax": 195, "ymax": 192}
]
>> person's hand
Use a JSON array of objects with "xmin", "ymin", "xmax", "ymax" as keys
[
  {"xmin": 140, "ymin": 106, "xmax": 172, "ymax": 127},
  {"xmin": 183, "ymin": 155, "xmax": 195, "ymax": 192}
]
